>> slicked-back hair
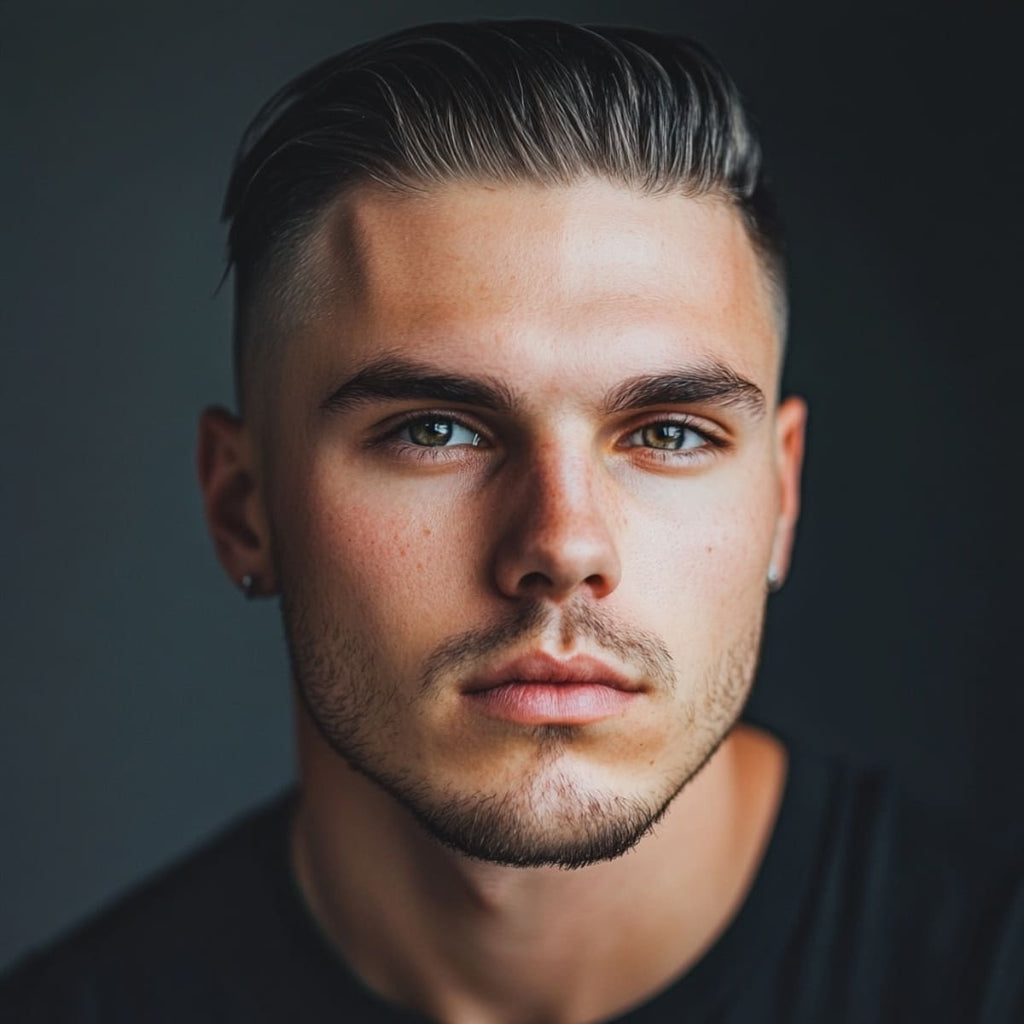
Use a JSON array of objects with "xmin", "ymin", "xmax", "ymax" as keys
[{"xmin": 223, "ymin": 19, "xmax": 785, "ymax": 413}]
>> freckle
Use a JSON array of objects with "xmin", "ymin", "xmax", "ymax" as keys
[
  {"xmin": 423, "ymin": 527, "xmax": 432, "ymax": 537},
  {"xmin": 706, "ymin": 546, "xmax": 714, "ymax": 554}
]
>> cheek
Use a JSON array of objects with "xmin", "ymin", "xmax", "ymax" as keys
[
  {"xmin": 278, "ymin": 462, "xmax": 484, "ymax": 646},
  {"xmin": 621, "ymin": 461, "xmax": 777, "ymax": 627}
]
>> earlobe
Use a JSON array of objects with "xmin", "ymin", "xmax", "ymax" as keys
[
  {"xmin": 197, "ymin": 406, "xmax": 277, "ymax": 596},
  {"xmin": 768, "ymin": 396, "xmax": 808, "ymax": 589}
]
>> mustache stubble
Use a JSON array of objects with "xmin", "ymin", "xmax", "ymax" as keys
[{"xmin": 419, "ymin": 598, "xmax": 677, "ymax": 697}]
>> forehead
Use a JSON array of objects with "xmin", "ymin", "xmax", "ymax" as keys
[{"xmin": 304, "ymin": 179, "xmax": 778, "ymax": 390}]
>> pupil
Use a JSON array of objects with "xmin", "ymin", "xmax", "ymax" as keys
[
  {"xmin": 411, "ymin": 420, "xmax": 452, "ymax": 446},
  {"xmin": 644, "ymin": 424, "xmax": 683, "ymax": 449}
]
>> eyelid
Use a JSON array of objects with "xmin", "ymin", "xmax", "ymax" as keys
[
  {"xmin": 364, "ymin": 408, "xmax": 732, "ymax": 460},
  {"xmin": 616, "ymin": 412, "xmax": 729, "ymax": 446},
  {"xmin": 367, "ymin": 408, "xmax": 494, "ymax": 448}
]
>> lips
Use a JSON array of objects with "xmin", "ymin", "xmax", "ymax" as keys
[
  {"xmin": 463, "ymin": 652, "xmax": 642, "ymax": 725},
  {"xmin": 465, "ymin": 652, "xmax": 640, "ymax": 693}
]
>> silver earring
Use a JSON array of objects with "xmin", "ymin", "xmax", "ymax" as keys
[
  {"xmin": 241, "ymin": 574, "xmax": 257, "ymax": 600},
  {"xmin": 766, "ymin": 565, "xmax": 782, "ymax": 593}
]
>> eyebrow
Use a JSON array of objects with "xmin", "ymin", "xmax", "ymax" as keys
[
  {"xmin": 320, "ymin": 356, "xmax": 516, "ymax": 414},
  {"xmin": 602, "ymin": 361, "xmax": 766, "ymax": 419},
  {"xmin": 320, "ymin": 354, "xmax": 765, "ymax": 420}
]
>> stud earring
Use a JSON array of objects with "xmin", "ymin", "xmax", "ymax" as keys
[
  {"xmin": 240, "ymin": 573, "xmax": 257, "ymax": 600},
  {"xmin": 766, "ymin": 565, "xmax": 782, "ymax": 593}
]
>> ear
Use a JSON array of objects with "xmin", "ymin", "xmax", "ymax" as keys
[
  {"xmin": 768, "ymin": 395, "xmax": 808, "ymax": 587},
  {"xmin": 197, "ymin": 407, "xmax": 277, "ymax": 596}
]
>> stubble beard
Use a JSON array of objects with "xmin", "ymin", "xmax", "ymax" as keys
[{"xmin": 283, "ymin": 589, "xmax": 764, "ymax": 870}]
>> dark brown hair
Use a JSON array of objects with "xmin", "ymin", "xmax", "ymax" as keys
[{"xmin": 223, "ymin": 20, "xmax": 784, "ymax": 410}]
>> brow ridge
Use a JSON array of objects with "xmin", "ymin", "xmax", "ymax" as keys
[
  {"xmin": 320, "ymin": 354, "xmax": 765, "ymax": 419},
  {"xmin": 320, "ymin": 355, "xmax": 517, "ymax": 414},
  {"xmin": 602, "ymin": 361, "xmax": 766, "ymax": 418}
]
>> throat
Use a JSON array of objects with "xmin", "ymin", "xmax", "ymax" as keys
[{"xmin": 289, "ymin": 724, "xmax": 787, "ymax": 1023}]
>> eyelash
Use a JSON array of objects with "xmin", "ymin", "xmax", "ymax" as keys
[
  {"xmin": 369, "ymin": 410, "xmax": 490, "ymax": 463},
  {"xmin": 370, "ymin": 410, "xmax": 728, "ymax": 465},
  {"xmin": 620, "ymin": 420, "xmax": 728, "ymax": 465}
]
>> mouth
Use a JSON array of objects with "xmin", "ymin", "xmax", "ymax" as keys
[{"xmin": 463, "ymin": 652, "xmax": 643, "ymax": 725}]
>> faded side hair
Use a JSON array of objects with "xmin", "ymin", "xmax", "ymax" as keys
[{"xmin": 222, "ymin": 19, "xmax": 786, "ymax": 413}]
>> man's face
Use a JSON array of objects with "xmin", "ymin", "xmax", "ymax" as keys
[{"xmin": 258, "ymin": 180, "xmax": 804, "ymax": 868}]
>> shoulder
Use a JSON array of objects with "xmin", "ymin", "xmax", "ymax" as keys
[
  {"xmin": 0, "ymin": 790, "xmax": 300, "ymax": 1023},
  {"xmin": 816, "ymin": 744, "xmax": 1021, "ymax": 918},
  {"xmin": 785, "ymin": 737, "xmax": 1024, "ymax": 1022}
]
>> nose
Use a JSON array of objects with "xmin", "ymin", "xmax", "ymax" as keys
[{"xmin": 491, "ymin": 446, "xmax": 622, "ymax": 602}]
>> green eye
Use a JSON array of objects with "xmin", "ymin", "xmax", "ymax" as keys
[
  {"xmin": 402, "ymin": 418, "xmax": 481, "ymax": 447},
  {"xmin": 628, "ymin": 423, "xmax": 704, "ymax": 451},
  {"xmin": 408, "ymin": 420, "xmax": 452, "ymax": 446}
]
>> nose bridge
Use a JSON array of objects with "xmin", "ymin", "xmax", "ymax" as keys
[
  {"xmin": 526, "ymin": 441, "xmax": 597, "ymax": 531},
  {"xmin": 492, "ymin": 434, "xmax": 622, "ymax": 601}
]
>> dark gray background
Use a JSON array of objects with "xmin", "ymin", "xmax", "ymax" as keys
[{"xmin": 2, "ymin": 0, "xmax": 1020, "ymax": 971}]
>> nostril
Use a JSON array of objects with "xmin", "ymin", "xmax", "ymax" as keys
[{"xmin": 518, "ymin": 571, "xmax": 553, "ymax": 592}]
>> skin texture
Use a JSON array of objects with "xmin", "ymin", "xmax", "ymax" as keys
[{"xmin": 198, "ymin": 179, "xmax": 806, "ymax": 1022}]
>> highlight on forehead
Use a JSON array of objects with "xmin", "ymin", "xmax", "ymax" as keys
[{"xmin": 239, "ymin": 179, "xmax": 786, "ymax": 423}]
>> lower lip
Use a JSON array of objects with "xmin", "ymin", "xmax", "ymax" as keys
[{"xmin": 465, "ymin": 683, "xmax": 636, "ymax": 725}]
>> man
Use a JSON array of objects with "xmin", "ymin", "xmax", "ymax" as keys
[{"xmin": 2, "ymin": 19, "xmax": 1020, "ymax": 1023}]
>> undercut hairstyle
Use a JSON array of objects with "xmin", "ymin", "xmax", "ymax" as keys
[{"xmin": 222, "ymin": 19, "xmax": 786, "ymax": 414}]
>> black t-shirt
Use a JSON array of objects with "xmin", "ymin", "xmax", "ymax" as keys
[{"xmin": 2, "ymin": 738, "xmax": 1022, "ymax": 1023}]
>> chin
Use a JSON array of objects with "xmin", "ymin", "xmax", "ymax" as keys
[
  {"xmin": 404, "ymin": 775, "xmax": 676, "ymax": 870},
  {"xmin": 357, "ymin": 740, "xmax": 692, "ymax": 869}
]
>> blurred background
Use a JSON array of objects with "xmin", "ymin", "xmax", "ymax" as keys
[{"xmin": 2, "ymin": 0, "xmax": 1020, "ymax": 970}]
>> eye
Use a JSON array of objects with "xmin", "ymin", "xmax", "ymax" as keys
[
  {"xmin": 398, "ymin": 417, "xmax": 482, "ymax": 448},
  {"xmin": 623, "ymin": 422, "xmax": 708, "ymax": 452}
]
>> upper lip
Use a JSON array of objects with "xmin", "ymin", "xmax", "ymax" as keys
[{"xmin": 464, "ymin": 652, "xmax": 641, "ymax": 694}]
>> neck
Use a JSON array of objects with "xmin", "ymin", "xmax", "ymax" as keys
[{"xmin": 291, "ymin": 707, "xmax": 786, "ymax": 1024}]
